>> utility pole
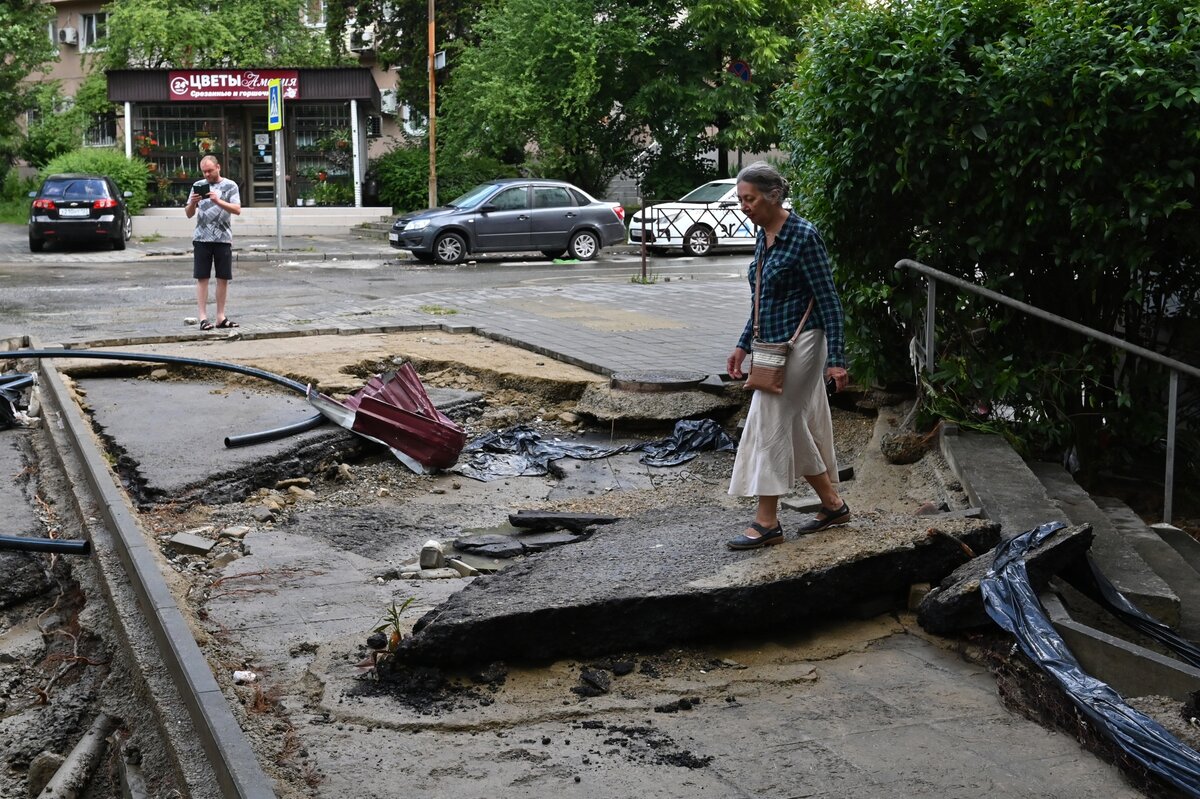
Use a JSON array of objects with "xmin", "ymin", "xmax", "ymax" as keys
[{"xmin": 427, "ymin": 0, "xmax": 438, "ymax": 208}]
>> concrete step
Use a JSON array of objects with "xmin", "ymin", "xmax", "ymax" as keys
[
  {"xmin": 1153, "ymin": 524, "xmax": 1200, "ymax": 641},
  {"xmin": 938, "ymin": 429, "xmax": 1180, "ymax": 627},
  {"xmin": 134, "ymin": 207, "xmax": 393, "ymax": 238},
  {"xmin": 1031, "ymin": 462, "xmax": 1180, "ymax": 627}
]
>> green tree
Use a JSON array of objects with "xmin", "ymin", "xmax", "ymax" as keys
[
  {"xmin": 439, "ymin": 0, "xmax": 663, "ymax": 195},
  {"xmin": 0, "ymin": 0, "xmax": 55, "ymax": 173},
  {"xmin": 633, "ymin": 0, "xmax": 823, "ymax": 179},
  {"xmin": 335, "ymin": 0, "xmax": 480, "ymax": 114},
  {"xmin": 100, "ymin": 0, "xmax": 344, "ymax": 69},
  {"xmin": 20, "ymin": 75, "xmax": 113, "ymax": 168},
  {"xmin": 779, "ymin": 0, "xmax": 1200, "ymax": 470}
]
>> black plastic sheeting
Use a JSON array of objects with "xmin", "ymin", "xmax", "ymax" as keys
[
  {"xmin": 454, "ymin": 418, "xmax": 737, "ymax": 481},
  {"xmin": 0, "ymin": 373, "xmax": 35, "ymax": 431},
  {"xmin": 982, "ymin": 521, "xmax": 1200, "ymax": 796},
  {"xmin": 1063, "ymin": 554, "xmax": 1200, "ymax": 670}
]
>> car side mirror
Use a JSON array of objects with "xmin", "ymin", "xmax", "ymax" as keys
[
  {"xmin": 718, "ymin": 200, "xmax": 737, "ymax": 207},
  {"xmin": 123, "ymin": 191, "xmax": 133, "ymax": 198},
  {"xmin": 28, "ymin": 191, "xmax": 36, "ymax": 198},
  {"xmin": 480, "ymin": 203, "xmax": 497, "ymax": 213}
]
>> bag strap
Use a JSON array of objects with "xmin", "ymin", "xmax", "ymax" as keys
[{"xmin": 752, "ymin": 249, "xmax": 816, "ymax": 345}]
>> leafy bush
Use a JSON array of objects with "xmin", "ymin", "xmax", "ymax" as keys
[
  {"xmin": 779, "ymin": 0, "xmax": 1200, "ymax": 474},
  {"xmin": 41, "ymin": 149, "xmax": 151, "ymax": 213},
  {"xmin": 0, "ymin": 172, "xmax": 41, "ymax": 225},
  {"xmin": 371, "ymin": 145, "xmax": 518, "ymax": 213}
]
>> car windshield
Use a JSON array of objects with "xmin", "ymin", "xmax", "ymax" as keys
[
  {"xmin": 447, "ymin": 183, "xmax": 500, "ymax": 209},
  {"xmin": 678, "ymin": 182, "xmax": 733, "ymax": 204},
  {"xmin": 41, "ymin": 179, "xmax": 109, "ymax": 201}
]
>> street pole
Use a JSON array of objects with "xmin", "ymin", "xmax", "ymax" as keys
[
  {"xmin": 427, "ymin": 0, "xmax": 438, "ymax": 208},
  {"xmin": 639, "ymin": 185, "xmax": 647, "ymax": 282}
]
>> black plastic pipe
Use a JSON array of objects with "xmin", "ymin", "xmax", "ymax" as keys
[
  {"xmin": 224, "ymin": 413, "xmax": 326, "ymax": 448},
  {"xmin": 0, "ymin": 374, "xmax": 35, "ymax": 390},
  {"xmin": 0, "ymin": 348, "xmax": 326, "ymax": 447},
  {"xmin": 0, "ymin": 534, "xmax": 91, "ymax": 555}
]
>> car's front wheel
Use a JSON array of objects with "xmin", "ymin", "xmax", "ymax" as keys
[
  {"xmin": 29, "ymin": 236, "xmax": 44, "ymax": 253},
  {"xmin": 683, "ymin": 225, "xmax": 714, "ymax": 257},
  {"xmin": 568, "ymin": 230, "xmax": 600, "ymax": 260},
  {"xmin": 433, "ymin": 232, "xmax": 466, "ymax": 264}
]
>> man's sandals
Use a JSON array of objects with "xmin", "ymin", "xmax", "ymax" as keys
[
  {"xmin": 215, "ymin": 318, "xmax": 239, "ymax": 328},
  {"xmin": 726, "ymin": 521, "xmax": 784, "ymax": 550},
  {"xmin": 199, "ymin": 319, "xmax": 214, "ymax": 331}
]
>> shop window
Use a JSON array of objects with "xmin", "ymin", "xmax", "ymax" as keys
[
  {"xmin": 84, "ymin": 113, "xmax": 117, "ymax": 148},
  {"xmin": 135, "ymin": 106, "xmax": 230, "ymax": 206},
  {"xmin": 81, "ymin": 13, "xmax": 107, "ymax": 51}
]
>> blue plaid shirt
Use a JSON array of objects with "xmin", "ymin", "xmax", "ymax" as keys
[{"xmin": 736, "ymin": 212, "xmax": 846, "ymax": 368}]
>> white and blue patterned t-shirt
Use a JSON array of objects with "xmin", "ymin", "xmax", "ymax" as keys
[{"xmin": 192, "ymin": 178, "xmax": 240, "ymax": 243}]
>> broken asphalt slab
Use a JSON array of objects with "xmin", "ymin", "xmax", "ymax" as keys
[
  {"xmin": 72, "ymin": 377, "xmax": 478, "ymax": 504},
  {"xmin": 392, "ymin": 507, "xmax": 1000, "ymax": 668}
]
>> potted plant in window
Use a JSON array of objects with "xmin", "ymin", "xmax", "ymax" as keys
[
  {"xmin": 195, "ymin": 132, "xmax": 218, "ymax": 155},
  {"xmin": 318, "ymin": 128, "xmax": 353, "ymax": 170},
  {"xmin": 133, "ymin": 130, "xmax": 157, "ymax": 156}
]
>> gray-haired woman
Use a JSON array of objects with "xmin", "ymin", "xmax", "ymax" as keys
[{"xmin": 725, "ymin": 161, "xmax": 850, "ymax": 550}]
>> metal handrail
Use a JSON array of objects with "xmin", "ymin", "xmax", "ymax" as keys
[{"xmin": 897, "ymin": 258, "xmax": 1196, "ymax": 524}]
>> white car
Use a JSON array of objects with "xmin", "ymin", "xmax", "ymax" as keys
[{"xmin": 627, "ymin": 178, "xmax": 762, "ymax": 256}]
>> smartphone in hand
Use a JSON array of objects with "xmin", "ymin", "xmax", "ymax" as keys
[{"xmin": 192, "ymin": 182, "xmax": 212, "ymax": 201}]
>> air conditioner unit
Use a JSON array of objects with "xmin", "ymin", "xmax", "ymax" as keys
[
  {"xmin": 380, "ymin": 89, "xmax": 398, "ymax": 116},
  {"xmin": 346, "ymin": 26, "xmax": 375, "ymax": 53},
  {"xmin": 58, "ymin": 27, "xmax": 77, "ymax": 45}
]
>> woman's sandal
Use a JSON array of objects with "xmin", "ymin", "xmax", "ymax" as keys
[
  {"xmin": 798, "ymin": 502, "xmax": 852, "ymax": 533},
  {"xmin": 199, "ymin": 319, "xmax": 214, "ymax": 331},
  {"xmin": 726, "ymin": 521, "xmax": 785, "ymax": 551}
]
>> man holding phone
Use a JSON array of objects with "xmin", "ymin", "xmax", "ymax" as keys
[{"xmin": 185, "ymin": 154, "xmax": 242, "ymax": 330}]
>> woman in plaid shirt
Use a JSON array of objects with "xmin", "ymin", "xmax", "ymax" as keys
[{"xmin": 725, "ymin": 162, "xmax": 851, "ymax": 550}]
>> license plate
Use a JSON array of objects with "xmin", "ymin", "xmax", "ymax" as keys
[
  {"xmin": 59, "ymin": 208, "xmax": 90, "ymax": 218},
  {"xmin": 388, "ymin": 232, "xmax": 399, "ymax": 242}
]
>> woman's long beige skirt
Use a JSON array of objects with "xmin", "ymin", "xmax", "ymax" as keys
[{"xmin": 728, "ymin": 329, "xmax": 838, "ymax": 497}]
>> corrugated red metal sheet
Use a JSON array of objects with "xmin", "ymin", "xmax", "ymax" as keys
[{"xmin": 308, "ymin": 364, "xmax": 466, "ymax": 471}]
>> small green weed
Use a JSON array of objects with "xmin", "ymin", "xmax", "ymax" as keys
[
  {"xmin": 374, "ymin": 597, "xmax": 416, "ymax": 651},
  {"xmin": 419, "ymin": 304, "xmax": 458, "ymax": 315},
  {"xmin": 139, "ymin": 232, "xmax": 163, "ymax": 243},
  {"xmin": 630, "ymin": 272, "xmax": 660, "ymax": 285}
]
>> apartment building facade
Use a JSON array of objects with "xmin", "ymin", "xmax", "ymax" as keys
[{"xmin": 30, "ymin": 0, "xmax": 408, "ymax": 208}]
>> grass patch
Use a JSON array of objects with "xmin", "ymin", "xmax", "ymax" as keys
[
  {"xmin": 630, "ymin": 272, "xmax": 660, "ymax": 285},
  {"xmin": 419, "ymin": 304, "xmax": 458, "ymax": 316},
  {"xmin": 138, "ymin": 232, "xmax": 163, "ymax": 243}
]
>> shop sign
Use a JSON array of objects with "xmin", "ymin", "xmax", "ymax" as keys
[{"xmin": 168, "ymin": 70, "xmax": 300, "ymax": 102}]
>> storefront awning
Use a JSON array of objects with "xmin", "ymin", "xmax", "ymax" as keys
[{"xmin": 106, "ymin": 68, "xmax": 381, "ymax": 110}]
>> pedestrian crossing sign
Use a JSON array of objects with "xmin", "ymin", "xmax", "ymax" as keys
[{"xmin": 268, "ymin": 80, "xmax": 283, "ymax": 131}]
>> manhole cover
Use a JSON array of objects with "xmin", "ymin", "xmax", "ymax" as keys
[{"xmin": 609, "ymin": 370, "xmax": 708, "ymax": 393}]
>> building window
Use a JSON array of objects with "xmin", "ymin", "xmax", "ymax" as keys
[
  {"xmin": 47, "ymin": 20, "xmax": 59, "ymax": 51},
  {"xmin": 302, "ymin": 0, "xmax": 325, "ymax": 28},
  {"xmin": 85, "ymin": 113, "xmax": 117, "ymax": 148},
  {"xmin": 81, "ymin": 13, "xmax": 107, "ymax": 50}
]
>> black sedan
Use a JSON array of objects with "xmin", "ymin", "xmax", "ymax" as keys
[
  {"xmin": 389, "ymin": 178, "xmax": 626, "ymax": 264},
  {"xmin": 28, "ymin": 173, "xmax": 134, "ymax": 252}
]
